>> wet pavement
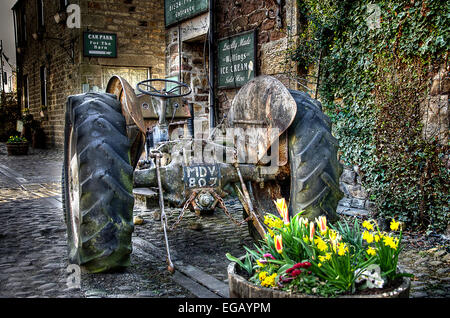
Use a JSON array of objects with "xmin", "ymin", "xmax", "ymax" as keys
[{"xmin": 0, "ymin": 142, "xmax": 449, "ymax": 298}]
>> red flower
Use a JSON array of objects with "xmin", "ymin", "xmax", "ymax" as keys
[{"xmin": 291, "ymin": 269, "xmax": 302, "ymax": 277}]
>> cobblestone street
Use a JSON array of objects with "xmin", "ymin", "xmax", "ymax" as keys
[{"xmin": 0, "ymin": 143, "xmax": 449, "ymax": 299}]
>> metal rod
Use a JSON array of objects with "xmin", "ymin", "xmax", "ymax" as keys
[
  {"xmin": 155, "ymin": 155, "xmax": 175, "ymax": 273},
  {"xmin": 208, "ymin": 0, "xmax": 215, "ymax": 128},
  {"xmin": 233, "ymin": 163, "xmax": 266, "ymax": 238}
]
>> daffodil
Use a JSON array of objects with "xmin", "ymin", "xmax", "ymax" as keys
[
  {"xmin": 337, "ymin": 242, "xmax": 349, "ymax": 256},
  {"xmin": 367, "ymin": 246, "xmax": 376, "ymax": 256},
  {"xmin": 264, "ymin": 215, "xmax": 283, "ymax": 229},
  {"xmin": 390, "ymin": 219, "xmax": 400, "ymax": 231},
  {"xmin": 314, "ymin": 237, "xmax": 328, "ymax": 252},
  {"xmin": 383, "ymin": 235, "xmax": 398, "ymax": 250},
  {"xmin": 363, "ymin": 230, "xmax": 374, "ymax": 243},
  {"xmin": 362, "ymin": 220, "xmax": 374, "ymax": 231},
  {"xmin": 374, "ymin": 233, "xmax": 380, "ymax": 242},
  {"xmin": 274, "ymin": 198, "xmax": 289, "ymax": 225}
]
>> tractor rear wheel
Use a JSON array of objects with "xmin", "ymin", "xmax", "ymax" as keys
[
  {"xmin": 62, "ymin": 93, "xmax": 134, "ymax": 273},
  {"xmin": 287, "ymin": 90, "xmax": 343, "ymax": 222}
]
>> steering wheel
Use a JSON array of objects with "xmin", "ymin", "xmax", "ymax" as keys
[{"xmin": 137, "ymin": 79, "xmax": 192, "ymax": 98}]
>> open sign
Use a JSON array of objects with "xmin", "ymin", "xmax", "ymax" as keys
[{"xmin": 183, "ymin": 164, "xmax": 220, "ymax": 189}]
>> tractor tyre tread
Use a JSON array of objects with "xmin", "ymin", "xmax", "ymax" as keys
[{"xmin": 62, "ymin": 93, "xmax": 134, "ymax": 273}]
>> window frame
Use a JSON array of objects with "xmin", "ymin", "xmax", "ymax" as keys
[
  {"xmin": 40, "ymin": 66, "xmax": 48, "ymax": 108},
  {"xmin": 36, "ymin": 0, "xmax": 45, "ymax": 29}
]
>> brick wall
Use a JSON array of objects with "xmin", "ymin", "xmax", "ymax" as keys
[
  {"xmin": 164, "ymin": 0, "xmax": 300, "ymax": 127},
  {"xmin": 215, "ymin": 0, "xmax": 300, "ymax": 120},
  {"xmin": 16, "ymin": 0, "xmax": 166, "ymax": 148}
]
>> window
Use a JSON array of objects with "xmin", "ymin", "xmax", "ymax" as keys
[
  {"xmin": 40, "ymin": 66, "xmax": 47, "ymax": 107},
  {"xmin": 13, "ymin": 6, "xmax": 27, "ymax": 45},
  {"xmin": 36, "ymin": 0, "xmax": 44, "ymax": 29}
]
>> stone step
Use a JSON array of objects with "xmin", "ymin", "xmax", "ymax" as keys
[{"xmin": 336, "ymin": 205, "xmax": 369, "ymax": 217}]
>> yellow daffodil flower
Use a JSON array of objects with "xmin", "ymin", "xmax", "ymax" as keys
[
  {"xmin": 314, "ymin": 237, "xmax": 328, "ymax": 252},
  {"xmin": 374, "ymin": 233, "xmax": 380, "ymax": 242},
  {"xmin": 367, "ymin": 246, "xmax": 376, "ymax": 256},
  {"xmin": 362, "ymin": 220, "xmax": 374, "ymax": 231},
  {"xmin": 363, "ymin": 230, "xmax": 374, "ymax": 243},
  {"xmin": 390, "ymin": 219, "xmax": 400, "ymax": 231},
  {"xmin": 383, "ymin": 235, "xmax": 398, "ymax": 250},
  {"xmin": 337, "ymin": 242, "xmax": 349, "ymax": 256}
]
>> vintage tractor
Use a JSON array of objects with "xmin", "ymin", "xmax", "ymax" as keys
[{"xmin": 62, "ymin": 75, "xmax": 343, "ymax": 273}]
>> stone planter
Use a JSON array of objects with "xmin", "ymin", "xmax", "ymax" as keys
[
  {"xmin": 227, "ymin": 261, "xmax": 411, "ymax": 298},
  {"xmin": 6, "ymin": 142, "xmax": 29, "ymax": 156}
]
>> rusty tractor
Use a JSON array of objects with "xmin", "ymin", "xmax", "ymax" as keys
[{"xmin": 62, "ymin": 75, "xmax": 343, "ymax": 273}]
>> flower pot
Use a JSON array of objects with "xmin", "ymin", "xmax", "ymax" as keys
[
  {"xmin": 6, "ymin": 142, "xmax": 29, "ymax": 156},
  {"xmin": 227, "ymin": 260, "xmax": 411, "ymax": 298}
]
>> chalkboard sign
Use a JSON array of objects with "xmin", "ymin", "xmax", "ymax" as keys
[
  {"xmin": 217, "ymin": 30, "xmax": 256, "ymax": 88},
  {"xmin": 83, "ymin": 32, "xmax": 117, "ymax": 58},
  {"xmin": 165, "ymin": 0, "xmax": 208, "ymax": 27},
  {"xmin": 183, "ymin": 164, "xmax": 220, "ymax": 189}
]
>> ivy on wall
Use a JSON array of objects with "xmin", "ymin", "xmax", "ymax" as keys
[{"xmin": 290, "ymin": 0, "xmax": 449, "ymax": 232}]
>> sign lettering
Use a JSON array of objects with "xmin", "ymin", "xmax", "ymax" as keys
[
  {"xmin": 217, "ymin": 30, "xmax": 256, "ymax": 88},
  {"xmin": 165, "ymin": 0, "xmax": 208, "ymax": 27},
  {"xmin": 83, "ymin": 32, "xmax": 117, "ymax": 58}
]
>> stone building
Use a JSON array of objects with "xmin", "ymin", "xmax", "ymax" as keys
[
  {"xmin": 165, "ymin": 0, "xmax": 301, "ymax": 131},
  {"xmin": 12, "ymin": 0, "xmax": 304, "ymax": 147},
  {"xmin": 12, "ymin": 0, "xmax": 166, "ymax": 147}
]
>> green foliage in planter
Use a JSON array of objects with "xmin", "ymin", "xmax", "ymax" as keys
[
  {"xmin": 290, "ymin": 0, "xmax": 449, "ymax": 232},
  {"xmin": 7, "ymin": 135, "xmax": 28, "ymax": 144},
  {"xmin": 0, "ymin": 93, "xmax": 20, "ymax": 141}
]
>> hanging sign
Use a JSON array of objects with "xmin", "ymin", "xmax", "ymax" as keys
[
  {"xmin": 217, "ymin": 30, "xmax": 256, "ymax": 89},
  {"xmin": 83, "ymin": 32, "xmax": 117, "ymax": 58},
  {"xmin": 165, "ymin": 0, "xmax": 208, "ymax": 27}
]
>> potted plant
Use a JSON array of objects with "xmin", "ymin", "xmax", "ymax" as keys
[
  {"xmin": 6, "ymin": 135, "xmax": 29, "ymax": 156},
  {"xmin": 227, "ymin": 198, "xmax": 412, "ymax": 298}
]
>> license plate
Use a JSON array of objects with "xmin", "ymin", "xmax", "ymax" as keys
[{"xmin": 183, "ymin": 164, "xmax": 220, "ymax": 189}]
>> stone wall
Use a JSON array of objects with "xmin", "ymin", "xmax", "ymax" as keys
[
  {"xmin": 16, "ymin": 0, "xmax": 166, "ymax": 148},
  {"xmin": 165, "ymin": 21, "xmax": 210, "ymax": 130},
  {"xmin": 165, "ymin": 1, "xmax": 301, "ymax": 126},
  {"xmin": 215, "ymin": 0, "xmax": 300, "ymax": 120},
  {"xmin": 422, "ymin": 64, "xmax": 449, "ymax": 145},
  {"xmin": 164, "ymin": 13, "xmax": 210, "ymax": 132},
  {"xmin": 338, "ymin": 166, "xmax": 374, "ymax": 217}
]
